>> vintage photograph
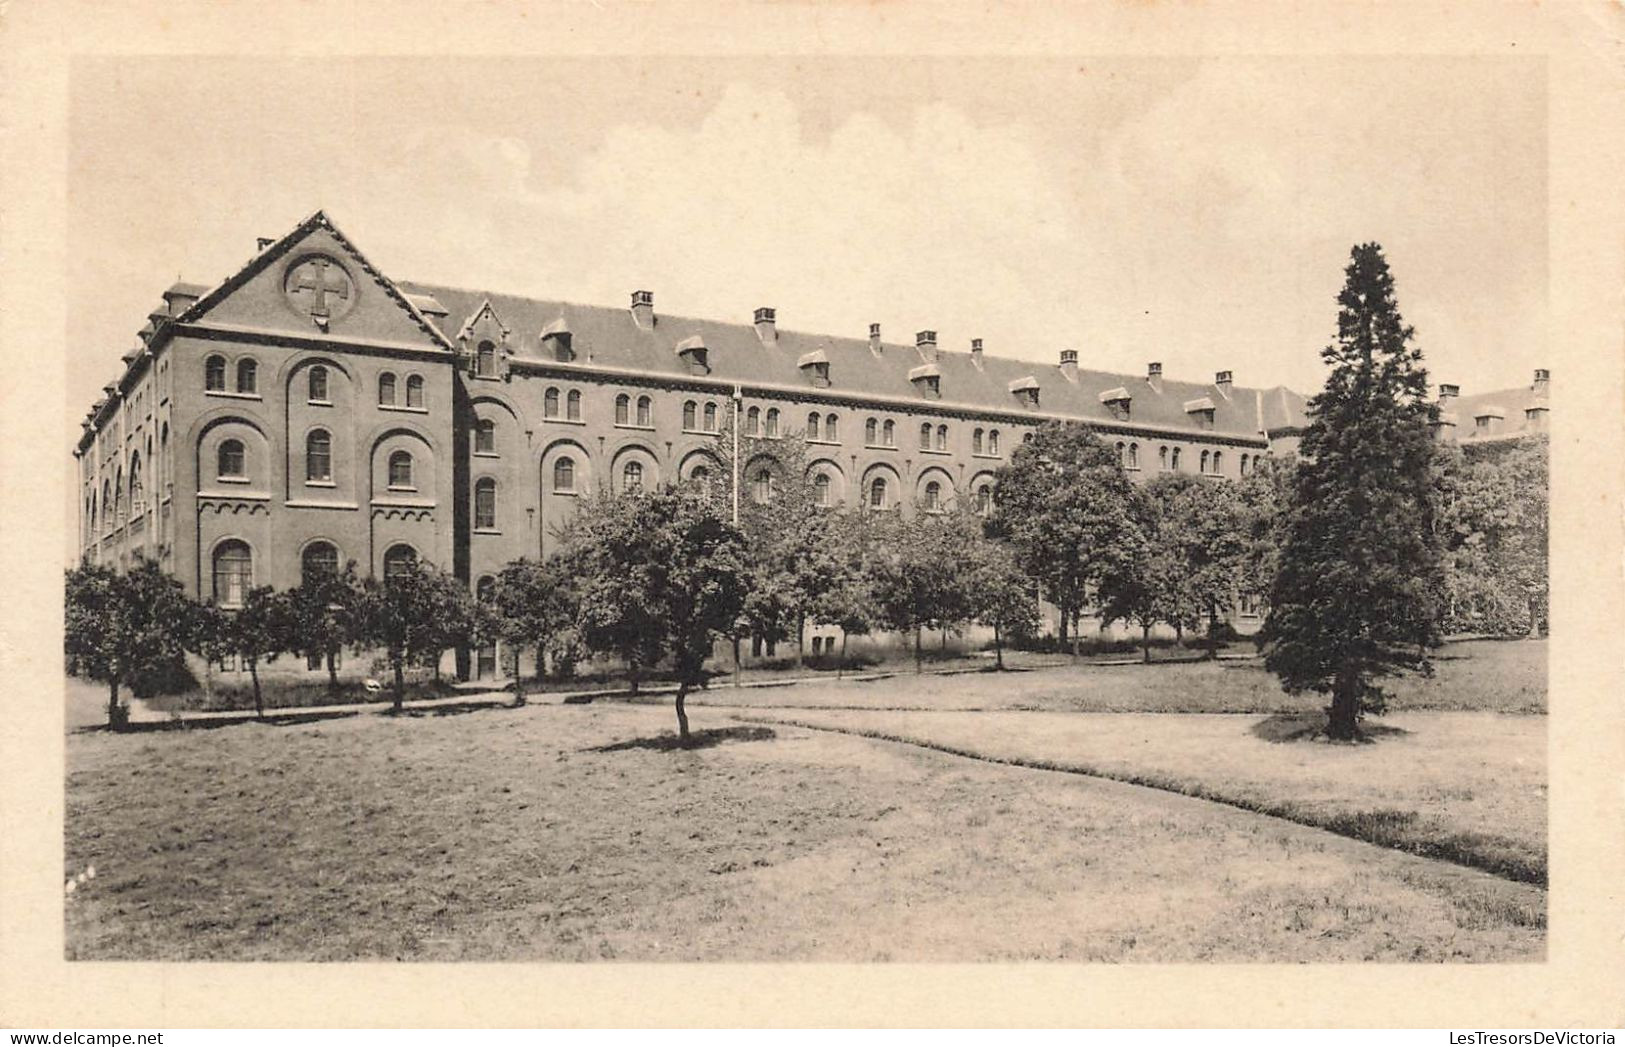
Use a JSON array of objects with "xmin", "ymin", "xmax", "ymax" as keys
[{"xmin": 60, "ymin": 54, "xmax": 1549, "ymax": 965}]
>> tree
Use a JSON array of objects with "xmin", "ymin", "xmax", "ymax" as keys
[
  {"xmin": 65, "ymin": 559, "xmax": 190, "ymax": 729},
  {"xmin": 966, "ymin": 532, "xmax": 1040, "ymax": 669},
  {"xmin": 568, "ymin": 484, "xmax": 748, "ymax": 741},
  {"xmin": 868, "ymin": 510, "xmax": 975, "ymax": 673},
  {"xmin": 284, "ymin": 560, "xmax": 362, "ymax": 695},
  {"xmin": 353, "ymin": 559, "xmax": 460, "ymax": 712},
  {"xmin": 487, "ymin": 558, "xmax": 574, "ymax": 705},
  {"xmin": 1235, "ymin": 453, "xmax": 1296, "ymax": 620},
  {"xmin": 809, "ymin": 508, "xmax": 882, "ymax": 678},
  {"xmin": 561, "ymin": 493, "xmax": 667, "ymax": 695},
  {"xmin": 226, "ymin": 585, "xmax": 294, "ymax": 720},
  {"xmin": 1434, "ymin": 437, "xmax": 1548, "ymax": 637},
  {"xmin": 1098, "ymin": 484, "xmax": 1168, "ymax": 662},
  {"xmin": 182, "ymin": 598, "xmax": 236, "ymax": 702},
  {"xmin": 990, "ymin": 421, "xmax": 1141, "ymax": 656},
  {"xmin": 1260, "ymin": 243, "xmax": 1444, "ymax": 740},
  {"xmin": 1161, "ymin": 476, "xmax": 1249, "ymax": 660}
]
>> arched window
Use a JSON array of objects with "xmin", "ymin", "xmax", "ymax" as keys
[
  {"xmin": 566, "ymin": 389, "xmax": 582, "ymax": 420},
  {"xmin": 989, "ymin": 430, "xmax": 1000, "ymax": 455},
  {"xmin": 1116, "ymin": 441, "xmax": 1126, "ymax": 466},
  {"xmin": 217, "ymin": 439, "xmax": 246, "ymax": 479},
  {"xmin": 236, "ymin": 359, "xmax": 257, "ymax": 395},
  {"xmin": 378, "ymin": 372, "xmax": 397, "ymax": 406},
  {"xmin": 544, "ymin": 388, "xmax": 560, "ymax": 418},
  {"xmin": 128, "ymin": 454, "xmax": 143, "ymax": 509},
  {"xmin": 615, "ymin": 394, "xmax": 631, "ymax": 425},
  {"xmin": 976, "ymin": 485, "xmax": 993, "ymax": 515},
  {"xmin": 475, "ymin": 418, "xmax": 495, "ymax": 454},
  {"xmin": 474, "ymin": 477, "xmax": 496, "ymax": 530},
  {"xmin": 301, "ymin": 541, "xmax": 339, "ymax": 584},
  {"xmin": 746, "ymin": 407, "xmax": 761, "ymax": 435},
  {"xmin": 1023, "ymin": 432, "xmax": 1034, "ymax": 444},
  {"xmin": 1240, "ymin": 454, "xmax": 1250, "ymax": 476},
  {"xmin": 622, "ymin": 460, "xmax": 644, "ymax": 492},
  {"xmin": 383, "ymin": 544, "xmax": 416, "ymax": 581},
  {"xmin": 869, "ymin": 477, "xmax": 888, "ymax": 510},
  {"xmin": 1212, "ymin": 451, "xmax": 1223, "ymax": 474},
  {"xmin": 806, "ymin": 412, "xmax": 821, "ymax": 440},
  {"xmin": 919, "ymin": 422, "xmax": 932, "ymax": 449},
  {"xmin": 636, "ymin": 396, "xmax": 652, "ymax": 427},
  {"xmin": 204, "ymin": 355, "xmax": 226, "ymax": 391},
  {"xmin": 703, "ymin": 402, "xmax": 718, "ymax": 430},
  {"xmin": 683, "ymin": 401, "xmax": 697, "ymax": 430},
  {"xmin": 476, "ymin": 341, "xmax": 495, "ymax": 377},
  {"xmin": 752, "ymin": 467, "xmax": 773, "ymax": 503},
  {"xmin": 813, "ymin": 472, "xmax": 832, "ymax": 507},
  {"xmin": 476, "ymin": 576, "xmax": 495, "ymax": 602},
  {"xmin": 1171, "ymin": 447, "xmax": 1182, "ymax": 471},
  {"xmin": 405, "ymin": 375, "xmax": 424, "ymax": 409},
  {"xmin": 764, "ymin": 408, "xmax": 779, "ymax": 437},
  {"xmin": 388, "ymin": 450, "xmax": 414, "ymax": 489},
  {"xmin": 212, "ymin": 540, "xmax": 252, "ymax": 607},
  {"xmin": 973, "ymin": 428, "xmax": 984, "ymax": 455},
  {"xmin": 924, "ymin": 480, "xmax": 942, "ymax": 511},
  {"xmin": 1159, "ymin": 446, "xmax": 1169, "ymax": 471},
  {"xmin": 1128, "ymin": 443, "xmax": 1139, "ymax": 469},
  {"xmin": 882, "ymin": 420, "xmax": 896, "ymax": 446},
  {"xmin": 690, "ymin": 465, "xmax": 710, "ymax": 488},
  {"xmin": 864, "ymin": 418, "xmax": 877, "ymax": 444},
  {"xmin": 113, "ymin": 469, "xmax": 123, "ymax": 519},
  {"xmin": 305, "ymin": 429, "xmax": 332, "ymax": 482},
  {"xmin": 308, "ymin": 366, "xmax": 329, "ymax": 403},
  {"xmin": 100, "ymin": 481, "xmax": 111, "ymax": 531},
  {"xmin": 825, "ymin": 413, "xmax": 839, "ymax": 440},
  {"xmin": 1200, "ymin": 450, "xmax": 1210, "ymax": 474},
  {"xmin": 553, "ymin": 456, "xmax": 576, "ymax": 492}
]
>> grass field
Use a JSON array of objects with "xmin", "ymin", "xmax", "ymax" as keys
[
  {"xmin": 66, "ymin": 699, "xmax": 1543, "ymax": 962},
  {"xmin": 679, "ymin": 639, "xmax": 1546, "ymax": 715},
  {"xmin": 728, "ymin": 709, "xmax": 1545, "ymax": 883}
]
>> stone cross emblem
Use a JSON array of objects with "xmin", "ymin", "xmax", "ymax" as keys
[{"xmin": 285, "ymin": 255, "xmax": 353, "ymax": 327}]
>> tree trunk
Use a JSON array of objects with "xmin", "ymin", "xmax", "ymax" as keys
[
  {"xmin": 797, "ymin": 614, "xmax": 807, "ymax": 674},
  {"xmin": 1528, "ymin": 596, "xmax": 1541, "ymax": 639},
  {"xmin": 392, "ymin": 655, "xmax": 405, "ymax": 713},
  {"xmin": 732, "ymin": 634, "xmax": 742, "ymax": 688},
  {"xmin": 1057, "ymin": 607, "xmax": 1069, "ymax": 652},
  {"xmin": 249, "ymin": 659, "xmax": 264, "ymax": 720},
  {"xmin": 1175, "ymin": 622, "xmax": 1184, "ymax": 646},
  {"xmin": 628, "ymin": 659, "xmax": 640, "ymax": 696},
  {"xmin": 1142, "ymin": 623, "xmax": 1152, "ymax": 663},
  {"xmin": 914, "ymin": 624, "xmax": 923, "ymax": 674},
  {"xmin": 993, "ymin": 622, "xmax": 1004, "ymax": 670},
  {"xmin": 326, "ymin": 649, "xmax": 339, "ymax": 695},
  {"xmin": 1206, "ymin": 607, "xmax": 1219, "ymax": 661},
  {"xmin": 536, "ymin": 642, "xmax": 547, "ymax": 681},
  {"xmin": 203, "ymin": 658, "xmax": 214, "ymax": 701},
  {"xmin": 838, "ymin": 630, "xmax": 848, "ymax": 680},
  {"xmin": 940, "ymin": 628, "xmax": 947, "ymax": 651},
  {"xmin": 674, "ymin": 681, "xmax": 690, "ymax": 743},
  {"xmin": 107, "ymin": 675, "xmax": 121, "ymax": 730},
  {"xmin": 1327, "ymin": 670, "xmax": 1360, "ymax": 741},
  {"xmin": 1069, "ymin": 607, "xmax": 1081, "ymax": 659},
  {"xmin": 511, "ymin": 646, "xmax": 526, "ymax": 707}
]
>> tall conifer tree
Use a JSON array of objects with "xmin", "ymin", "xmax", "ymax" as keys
[{"xmin": 1261, "ymin": 243, "xmax": 1443, "ymax": 739}]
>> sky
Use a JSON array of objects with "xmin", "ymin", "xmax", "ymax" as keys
[{"xmin": 67, "ymin": 53, "xmax": 1547, "ymax": 450}]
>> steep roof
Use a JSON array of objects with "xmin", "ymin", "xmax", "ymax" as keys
[
  {"xmin": 1443, "ymin": 375, "xmax": 1549, "ymax": 442},
  {"xmin": 399, "ymin": 280, "xmax": 1301, "ymax": 440}
]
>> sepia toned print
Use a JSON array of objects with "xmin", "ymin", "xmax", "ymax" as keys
[{"xmin": 56, "ymin": 52, "xmax": 1555, "ymax": 967}]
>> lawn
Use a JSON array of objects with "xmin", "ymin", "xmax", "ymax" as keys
[
  {"xmin": 679, "ymin": 638, "xmax": 1546, "ymax": 715},
  {"xmin": 726, "ymin": 709, "xmax": 1546, "ymax": 883},
  {"xmin": 65, "ymin": 701, "xmax": 1543, "ymax": 962}
]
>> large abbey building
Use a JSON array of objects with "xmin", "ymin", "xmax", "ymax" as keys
[{"xmin": 74, "ymin": 211, "xmax": 1546, "ymax": 663}]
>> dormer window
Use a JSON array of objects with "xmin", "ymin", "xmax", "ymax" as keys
[
  {"xmin": 1184, "ymin": 397, "xmax": 1216, "ymax": 430},
  {"xmin": 675, "ymin": 334, "xmax": 709, "ymax": 375},
  {"xmin": 476, "ymin": 341, "xmax": 496, "ymax": 378},
  {"xmin": 1099, "ymin": 386, "xmax": 1132, "ymax": 421},
  {"xmin": 909, "ymin": 363, "xmax": 940, "ymax": 400},
  {"xmin": 798, "ymin": 349, "xmax": 831, "ymax": 388},
  {"xmin": 1009, "ymin": 376, "xmax": 1041, "ymax": 410},
  {"xmin": 540, "ymin": 316, "xmax": 574, "ymax": 362}
]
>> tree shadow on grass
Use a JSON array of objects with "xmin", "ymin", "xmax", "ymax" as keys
[
  {"xmin": 586, "ymin": 725, "xmax": 778, "ymax": 753},
  {"xmin": 1251, "ymin": 711, "xmax": 1411, "ymax": 745},
  {"xmin": 82, "ymin": 710, "xmax": 365, "ymax": 734},
  {"xmin": 389, "ymin": 700, "xmax": 509, "ymax": 719}
]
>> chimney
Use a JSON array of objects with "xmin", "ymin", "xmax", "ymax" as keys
[
  {"xmin": 869, "ymin": 323, "xmax": 882, "ymax": 356},
  {"xmin": 1533, "ymin": 368, "xmax": 1550, "ymax": 391},
  {"xmin": 915, "ymin": 330, "xmax": 938, "ymax": 364},
  {"xmin": 256, "ymin": 237, "xmax": 275, "ymax": 252},
  {"xmin": 1058, "ymin": 349, "xmax": 1079, "ymax": 382},
  {"xmin": 1215, "ymin": 370, "xmax": 1233, "ymax": 398},
  {"xmin": 1147, "ymin": 362, "xmax": 1163, "ymax": 391},
  {"xmin": 630, "ymin": 290, "xmax": 655, "ymax": 330},
  {"xmin": 1438, "ymin": 383, "xmax": 1460, "ymax": 403},
  {"xmin": 970, "ymin": 338, "xmax": 984, "ymax": 368},
  {"xmin": 754, "ymin": 307, "xmax": 777, "ymax": 346}
]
